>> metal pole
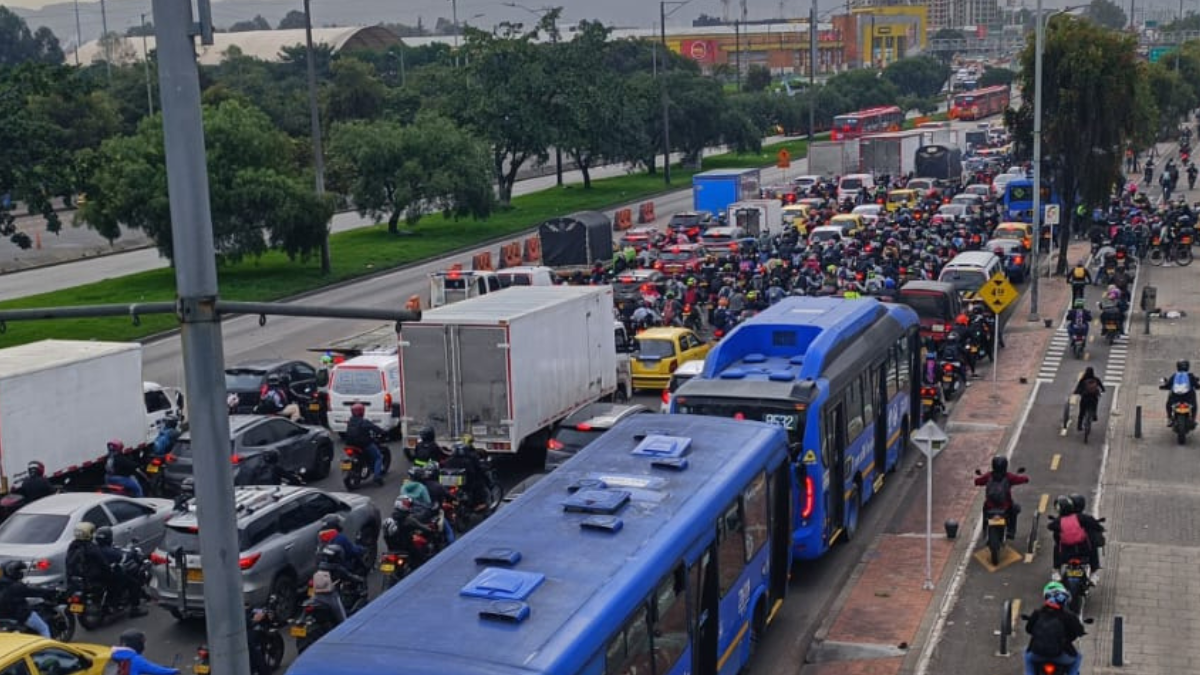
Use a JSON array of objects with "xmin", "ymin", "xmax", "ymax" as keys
[
  {"xmin": 1176, "ymin": 0, "xmax": 1183, "ymax": 69},
  {"xmin": 993, "ymin": 310, "xmax": 1000, "ymax": 384},
  {"xmin": 661, "ymin": 2, "xmax": 671, "ymax": 185},
  {"xmin": 100, "ymin": 0, "xmax": 111, "ymax": 82},
  {"xmin": 924, "ymin": 437, "xmax": 934, "ymax": 590},
  {"xmin": 72, "ymin": 0, "xmax": 82, "ymax": 66},
  {"xmin": 151, "ymin": 2, "xmax": 248, "ymax": 674},
  {"xmin": 451, "ymin": 0, "xmax": 460, "ymax": 67},
  {"xmin": 141, "ymin": 14, "xmax": 153, "ymax": 117},
  {"xmin": 1029, "ymin": 0, "xmax": 1045, "ymax": 319},
  {"xmin": 735, "ymin": 20, "xmax": 742, "ymax": 92},
  {"xmin": 809, "ymin": 0, "xmax": 817, "ymax": 142},
  {"xmin": 303, "ymin": 0, "xmax": 332, "ymax": 275}
]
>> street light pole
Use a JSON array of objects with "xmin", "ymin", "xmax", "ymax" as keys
[
  {"xmin": 303, "ymin": 0, "xmax": 331, "ymax": 274},
  {"xmin": 140, "ymin": 13, "xmax": 153, "ymax": 117},
  {"xmin": 1029, "ymin": 0, "xmax": 1045, "ymax": 319},
  {"xmin": 809, "ymin": 0, "xmax": 817, "ymax": 143},
  {"xmin": 72, "ymin": 0, "xmax": 82, "ymax": 66},
  {"xmin": 659, "ymin": 0, "xmax": 693, "ymax": 186},
  {"xmin": 100, "ymin": 0, "xmax": 111, "ymax": 82}
]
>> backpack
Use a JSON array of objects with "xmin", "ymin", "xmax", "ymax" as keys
[
  {"xmin": 1072, "ymin": 267, "xmax": 1086, "ymax": 281},
  {"xmin": 1058, "ymin": 513, "xmax": 1088, "ymax": 547},
  {"xmin": 1083, "ymin": 378, "xmax": 1100, "ymax": 396},
  {"xmin": 985, "ymin": 474, "xmax": 1010, "ymax": 507},
  {"xmin": 1028, "ymin": 611, "xmax": 1068, "ymax": 658}
]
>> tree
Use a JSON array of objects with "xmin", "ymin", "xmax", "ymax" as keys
[
  {"xmin": 0, "ymin": 7, "xmax": 64, "ymax": 66},
  {"xmin": 327, "ymin": 114, "xmax": 495, "ymax": 233},
  {"xmin": 978, "ymin": 66, "xmax": 1015, "ymax": 89},
  {"xmin": 228, "ymin": 15, "xmax": 271, "ymax": 33},
  {"xmin": 745, "ymin": 65, "xmax": 772, "ymax": 93},
  {"xmin": 883, "ymin": 55, "xmax": 949, "ymax": 99},
  {"xmin": 79, "ymin": 100, "xmax": 332, "ymax": 262},
  {"xmin": 326, "ymin": 57, "xmax": 386, "ymax": 123},
  {"xmin": 1014, "ymin": 16, "xmax": 1141, "ymax": 273},
  {"xmin": 1085, "ymin": 0, "xmax": 1128, "ymax": 30},
  {"xmin": 825, "ymin": 69, "xmax": 899, "ymax": 111},
  {"xmin": 278, "ymin": 10, "xmax": 308, "ymax": 30}
]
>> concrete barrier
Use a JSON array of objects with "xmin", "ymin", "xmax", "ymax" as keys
[{"xmin": 638, "ymin": 201, "xmax": 656, "ymax": 224}]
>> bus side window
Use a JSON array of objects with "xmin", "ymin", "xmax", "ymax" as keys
[
  {"xmin": 861, "ymin": 371, "xmax": 874, "ymax": 422},
  {"xmin": 822, "ymin": 410, "xmax": 836, "ymax": 468},
  {"xmin": 606, "ymin": 605, "xmax": 653, "ymax": 675},
  {"xmin": 651, "ymin": 567, "xmax": 689, "ymax": 675},
  {"xmin": 845, "ymin": 383, "xmax": 864, "ymax": 439},
  {"xmin": 886, "ymin": 345, "xmax": 899, "ymax": 398},
  {"xmin": 742, "ymin": 472, "xmax": 769, "ymax": 561},
  {"xmin": 897, "ymin": 334, "xmax": 912, "ymax": 390},
  {"xmin": 717, "ymin": 500, "xmax": 746, "ymax": 595}
]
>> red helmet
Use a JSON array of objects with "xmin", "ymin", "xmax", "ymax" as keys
[
  {"xmin": 107, "ymin": 440, "xmax": 125, "ymax": 454},
  {"xmin": 350, "ymin": 403, "xmax": 366, "ymax": 418},
  {"xmin": 954, "ymin": 314, "xmax": 969, "ymax": 326}
]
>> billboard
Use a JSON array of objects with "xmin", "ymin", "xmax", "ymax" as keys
[{"xmin": 681, "ymin": 39, "xmax": 718, "ymax": 64}]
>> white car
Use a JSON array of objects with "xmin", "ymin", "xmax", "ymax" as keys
[{"xmin": 851, "ymin": 204, "xmax": 884, "ymax": 226}]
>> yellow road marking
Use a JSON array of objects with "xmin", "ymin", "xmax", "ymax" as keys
[
  {"xmin": 1038, "ymin": 493, "xmax": 1050, "ymax": 514},
  {"xmin": 1010, "ymin": 599, "xmax": 1022, "ymax": 632},
  {"xmin": 1050, "ymin": 454, "xmax": 1061, "ymax": 471}
]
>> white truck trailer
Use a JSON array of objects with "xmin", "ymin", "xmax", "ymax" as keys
[
  {"xmin": 0, "ymin": 340, "xmax": 182, "ymax": 493},
  {"xmin": 398, "ymin": 286, "xmax": 617, "ymax": 461}
]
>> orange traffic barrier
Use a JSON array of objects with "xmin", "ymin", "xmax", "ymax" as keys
[
  {"xmin": 472, "ymin": 251, "xmax": 493, "ymax": 271},
  {"xmin": 614, "ymin": 208, "xmax": 633, "ymax": 231},
  {"xmin": 523, "ymin": 237, "xmax": 542, "ymax": 264},
  {"xmin": 502, "ymin": 242, "xmax": 523, "ymax": 268},
  {"xmin": 638, "ymin": 201, "xmax": 656, "ymax": 224}
]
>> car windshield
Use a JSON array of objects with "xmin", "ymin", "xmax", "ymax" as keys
[
  {"xmin": 0, "ymin": 513, "xmax": 69, "ymax": 544},
  {"xmin": 636, "ymin": 338, "xmax": 676, "ymax": 359},
  {"xmin": 497, "ymin": 274, "xmax": 532, "ymax": 287},
  {"xmin": 899, "ymin": 292, "xmax": 950, "ymax": 319},
  {"xmin": 161, "ymin": 525, "xmax": 203, "ymax": 555},
  {"xmin": 940, "ymin": 269, "xmax": 987, "ymax": 292},
  {"xmin": 224, "ymin": 371, "xmax": 264, "ymax": 391},
  {"xmin": 841, "ymin": 178, "xmax": 863, "ymax": 190},
  {"xmin": 658, "ymin": 250, "xmax": 696, "ymax": 262},
  {"xmin": 331, "ymin": 368, "xmax": 384, "ymax": 396},
  {"xmin": 670, "ymin": 214, "xmax": 702, "ymax": 227}
]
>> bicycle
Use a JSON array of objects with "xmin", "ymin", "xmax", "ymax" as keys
[{"xmin": 1064, "ymin": 394, "xmax": 1094, "ymax": 444}]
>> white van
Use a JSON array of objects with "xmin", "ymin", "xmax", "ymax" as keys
[
  {"xmin": 938, "ymin": 251, "xmax": 1004, "ymax": 294},
  {"xmin": 327, "ymin": 353, "xmax": 401, "ymax": 436},
  {"xmin": 837, "ymin": 173, "xmax": 876, "ymax": 203}
]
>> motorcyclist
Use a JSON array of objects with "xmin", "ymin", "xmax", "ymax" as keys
[
  {"xmin": 407, "ymin": 464, "xmax": 456, "ymax": 544},
  {"xmin": 1067, "ymin": 260, "xmax": 1092, "ymax": 302},
  {"xmin": 1070, "ymin": 493, "xmax": 1106, "ymax": 573},
  {"xmin": 972, "ymin": 455, "xmax": 1029, "ymax": 539},
  {"xmin": 13, "ymin": 461, "xmax": 54, "ymax": 503},
  {"xmin": 344, "ymin": 402, "xmax": 385, "ymax": 486},
  {"xmin": 1048, "ymin": 495, "xmax": 1100, "ymax": 577},
  {"xmin": 1024, "ymin": 582, "xmax": 1085, "ymax": 675},
  {"xmin": 382, "ymin": 496, "xmax": 440, "ymax": 565},
  {"xmin": 105, "ymin": 440, "xmax": 144, "ymax": 497},
  {"xmin": 0, "ymin": 560, "xmax": 56, "ymax": 638},
  {"xmin": 110, "ymin": 629, "xmax": 180, "ymax": 675},
  {"xmin": 255, "ymin": 374, "xmax": 289, "ymax": 415},
  {"xmin": 1161, "ymin": 359, "xmax": 1200, "ymax": 426},
  {"xmin": 1064, "ymin": 299, "xmax": 1092, "ymax": 345},
  {"xmin": 939, "ymin": 329, "xmax": 974, "ymax": 379},
  {"xmin": 410, "ymin": 426, "xmax": 442, "ymax": 468},
  {"xmin": 152, "ymin": 414, "xmax": 181, "ymax": 457},
  {"xmin": 94, "ymin": 526, "xmax": 147, "ymax": 616},
  {"xmin": 1097, "ymin": 288, "xmax": 1127, "ymax": 336},
  {"xmin": 313, "ymin": 544, "xmax": 364, "ymax": 624},
  {"xmin": 1072, "ymin": 367, "xmax": 1105, "ymax": 431},
  {"xmin": 65, "ymin": 522, "xmax": 109, "ymax": 589},
  {"xmin": 317, "ymin": 514, "xmax": 367, "ymax": 576},
  {"xmin": 440, "ymin": 438, "xmax": 489, "ymax": 512}
]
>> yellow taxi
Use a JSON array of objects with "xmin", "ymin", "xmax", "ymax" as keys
[
  {"xmin": 782, "ymin": 204, "xmax": 813, "ymax": 234},
  {"xmin": 885, "ymin": 189, "xmax": 919, "ymax": 212},
  {"xmin": 828, "ymin": 213, "xmax": 864, "ymax": 235},
  {"xmin": 0, "ymin": 634, "xmax": 111, "ymax": 675},
  {"xmin": 631, "ymin": 327, "xmax": 711, "ymax": 391},
  {"xmin": 992, "ymin": 222, "xmax": 1033, "ymax": 250}
]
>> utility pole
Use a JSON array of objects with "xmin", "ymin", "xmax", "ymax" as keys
[
  {"xmin": 150, "ymin": 1, "xmax": 248, "ymax": 673},
  {"xmin": 303, "ymin": 0, "xmax": 332, "ymax": 274},
  {"xmin": 809, "ymin": 0, "xmax": 817, "ymax": 142},
  {"xmin": 100, "ymin": 0, "xmax": 111, "ymax": 82},
  {"xmin": 140, "ymin": 14, "xmax": 153, "ymax": 117},
  {"xmin": 72, "ymin": 0, "xmax": 82, "ymax": 66},
  {"xmin": 1029, "ymin": 0, "xmax": 1045, "ymax": 319},
  {"xmin": 449, "ymin": 0, "xmax": 460, "ymax": 67},
  {"xmin": 735, "ymin": 20, "xmax": 742, "ymax": 92},
  {"xmin": 659, "ymin": 0, "xmax": 693, "ymax": 185}
]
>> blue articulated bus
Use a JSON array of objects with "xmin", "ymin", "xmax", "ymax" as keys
[
  {"xmin": 673, "ymin": 297, "xmax": 919, "ymax": 560},
  {"xmin": 287, "ymin": 414, "xmax": 792, "ymax": 675}
]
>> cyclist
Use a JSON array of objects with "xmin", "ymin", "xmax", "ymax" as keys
[{"xmin": 1072, "ymin": 367, "xmax": 1105, "ymax": 432}]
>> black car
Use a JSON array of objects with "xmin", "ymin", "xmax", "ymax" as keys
[
  {"xmin": 545, "ymin": 403, "xmax": 651, "ymax": 470},
  {"xmin": 160, "ymin": 415, "xmax": 335, "ymax": 496},
  {"xmin": 225, "ymin": 359, "xmax": 323, "ymax": 424}
]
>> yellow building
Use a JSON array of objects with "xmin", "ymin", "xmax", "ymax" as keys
[{"xmin": 850, "ymin": 7, "xmax": 928, "ymax": 68}]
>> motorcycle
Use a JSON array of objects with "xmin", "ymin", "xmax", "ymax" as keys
[
  {"xmin": 194, "ymin": 601, "xmax": 285, "ymax": 675},
  {"xmin": 377, "ymin": 551, "xmax": 412, "ymax": 590},
  {"xmin": 919, "ymin": 383, "xmax": 945, "ymax": 422},
  {"xmin": 1171, "ymin": 401, "xmax": 1194, "ymax": 445},
  {"xmin": 975, "ymin": 467, "xmax": 1026, "ymax": 566},
  {"xmin": 940, "ymin": 360, "xmax": 966, "ymax": 401},
  {"xmin": 341, "ymin": 438, "xmax": 393, "ymax": 491},
  {"xmin": 1099, "ymin": 311, "xmax": 1122, "ymax": 346},
  {"xmin": 0, "ymin": 589, "xmax": 75, "ymax": 642},
  {"xmin": 1069, "ymin": 329, "xmax": 1087, "ymax": 359},
  {"xmin": 67, "ymin": 544, "xmax": 152, "ymax": 630},
  {"xmin": 290, "ymin": 597, "xmax": 338, "ymax": 655}
]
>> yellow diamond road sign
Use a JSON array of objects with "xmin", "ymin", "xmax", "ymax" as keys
[{"xmin": 979, "ymin": 273, "xmax": 1018, "ymax": 314}]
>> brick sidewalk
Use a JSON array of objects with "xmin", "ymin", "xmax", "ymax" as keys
[{"xmin": 799, "ymin": 242, "xmax": 1090, "ymax": 674}]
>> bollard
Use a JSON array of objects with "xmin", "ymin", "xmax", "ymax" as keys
[
  {"xmin": 1135, "ymin": 405, "xmax": 1142, "ymax": 439},
  {"xmin": 1144, "ymin": 311, "xmax": 1151, "ymax": 335},
  {"xmin": 998, "ymin": 599, "xmax": 1013, "ymax": 656},
  {"xmin": 1112, "ymin": 615, "xmax": 1124, "ymax": 666}
]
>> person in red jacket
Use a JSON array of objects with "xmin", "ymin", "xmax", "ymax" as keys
[{"xmin": 974, "ymin": 455, "xmax": 1030, "ymax": 539}]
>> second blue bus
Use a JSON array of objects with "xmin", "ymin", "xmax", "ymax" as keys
[{"xmin": 673, "ymin": 297, "xmax": 920, "ymax": 560}]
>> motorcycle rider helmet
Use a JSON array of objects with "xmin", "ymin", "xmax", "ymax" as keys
[
  {"xmin": 107, "ymin": 440, "xmax": 125, "ymax": 454},
  {"xmin": 320, "ymin": 514, "xmax": 345, "ymax": 533},
  {"xmin": 1043, "ymin": 581, "xmax": 1070, "ymax": 609},
  {"xmin": 350, "ymin": 403, "xmax": 366, "ymax": 418},
  {"xmin": 1070, "ymin": 494, "xmax": 1087, "ymax": 513},
  {"xmin": 991, "ymin": 455, "xmax": 1009, "ymax": 476},
  {"xmin": 266, "ymin": 373, "xmax": 282, "ymax": 387},
  {"xmin": 2, "ymin": 560, "xmax": 27, "ymax": 581},
  {"xmin": 26, "ymin": 461, "xmax": 44, "ymax": 478},
  {"xmin": 408, "ymin": 465, "xmax": 438, "ymax": 483},
  {"xmin": 460, "ymin": 434, "xmax": 475, "ymax": 448},
  {"xmin": 119, "ymin": 629, "xmax": 147, "ymax": 654},
  {"xmin": 74, "ymin": 522, "xmax": 96, "ymax": 541},
  {"xmin": 94, "ymin": 526, "xmax": 114, "ymax": 547},
  {"xmin": 955, "ymin": 313, "xmax": 969, "ymax": 326},
  {"xmin": 419, "ymin": 427, "xmax": 435, "ymax": 444},
  {"xmin": 1054, "ymin": 495, "xmax": 1075, "ymax": 516},
  {"xmin": 1177, "ymin": 360, "xmax": 1190, "ymax": 373}
]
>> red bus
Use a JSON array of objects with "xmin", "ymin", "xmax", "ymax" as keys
[
  {"xmin": 830, "ymin": 105, "xmax": 904, "ymax": 140},
  {"xmin": 950, "ymin": 85, "xmax": 1010, "ymax": 121}
]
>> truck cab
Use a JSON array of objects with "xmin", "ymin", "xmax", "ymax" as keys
[{"xmin": 428, "ymin": 265, "xmax": 555, "ymax": 308}]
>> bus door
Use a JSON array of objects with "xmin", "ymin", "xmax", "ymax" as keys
[
  {"xmin": 691, "ymin": 549, "xmax": 719, "ymax": 675},
  {"xmin": 874, "ymin": 364, "xmax": 888, "ymax": 483},
  {"xmin": 826, "ymin": 403, "xmax": 847, "ymax": 540},
  {"xmin": 769, "ymin": 466, "xmax": 790, "ymax": 606}
]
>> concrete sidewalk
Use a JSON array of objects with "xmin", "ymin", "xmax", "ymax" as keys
[{"xmin": 799, "ymin": 245, "xmax": 1085, "ymax": 675}]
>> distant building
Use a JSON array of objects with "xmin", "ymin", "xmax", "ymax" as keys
[{"xmin": 73, "ymin": 26, "xmax": 400, "ymax": 67}]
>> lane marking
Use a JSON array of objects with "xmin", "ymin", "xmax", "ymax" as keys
[
  {"xmin": 1010, "ymin": 599, "xmax": 1022, "ymax": 633},
  {"xmin": 1050, "ymin": 454, "xmax": 1061, "ymax": 471},
  {"xmin": 1038, "ymin": 493, "xmax": 1050, "ymax": 514}
]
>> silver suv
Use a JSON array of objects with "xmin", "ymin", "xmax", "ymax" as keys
[{"xmin": 149, "ymin": 486, "xmax": 380, "ymax": 620}]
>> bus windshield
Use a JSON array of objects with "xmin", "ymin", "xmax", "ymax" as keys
[{"xmin": 677, "ymin": 399, "xmax": 805, "ymax": 444}]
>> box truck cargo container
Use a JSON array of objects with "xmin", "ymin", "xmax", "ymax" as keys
[{"xmin": 692, "ymin": 168, "xmax": 761, "ymax": 216}]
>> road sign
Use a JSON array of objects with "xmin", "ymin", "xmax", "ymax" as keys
[
  {"xmin": 978, "ymin": 273, "xmax": 1019, "ymax": 314},
  {"xmin": 912, "ymin": 420, "xmax": 949, "ymax": 458},
  {"xmin": 1044, "ymin": 204, "xmax": 1060, "ymax": 226},
  {"xmin": 777, "ymin": 149, "xmax": 791, "ymax": 169}
]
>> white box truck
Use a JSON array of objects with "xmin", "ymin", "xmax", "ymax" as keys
[
  {"xmin": 727, "ymin": 199, "xmax": 784, "ymax": 238},
  {"xmin": 0, "ymin": 340, "xmax": 182, "ymax": 494},
  {"xmin": 807, "ymin": 140, "xmax": 860, "ymax": 177},
  {"xmin": 399, "ymin": 286, "xmax": 617, "ymax": 460}
]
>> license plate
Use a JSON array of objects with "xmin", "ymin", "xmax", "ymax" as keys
[
  {"xmin": 194, "ymin": 665, "xmax": 210, "ymax": 675},
  {"xmin": 146, "ymin": 464, "xmax": 159, "ymax": 474},
  {"xmin": 988, "ymin": 517, "xmax": 1006, "ymax": 527},
  {"xmin": 380, "ymin": 563, "xmax": 395, "ymax": 573},
  {"xmin": 308, "ymin": 403, "xmax": 320, "ymax": 411},
  {"xmin": 1065, "ymin": 569, "xmax": 1085, "ymax": 578},
  {"xmin": 942, "ymin": 375, "xmax": 954, "ymax": 382},
  {"xmin": 340, "ymin": 461, "xmax": 354, "ymax": 471},
  {"xmin": 1105, "ymin": 323, "xmax": 1117, "ymax": 330},
  {"xmin": 69, "ymin": 603, "xmax": 84, "ymax": 614},
  {"xmin": 186, "ymin": 568, "xmax": 203, "ymax": 582},
  {"xmin": 922, "ymin": 398, "xmax": 934, "ymax": 406},
  {"xmin": 289, "ymin": 625, "xmax": 307, "ymax": 638}
]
